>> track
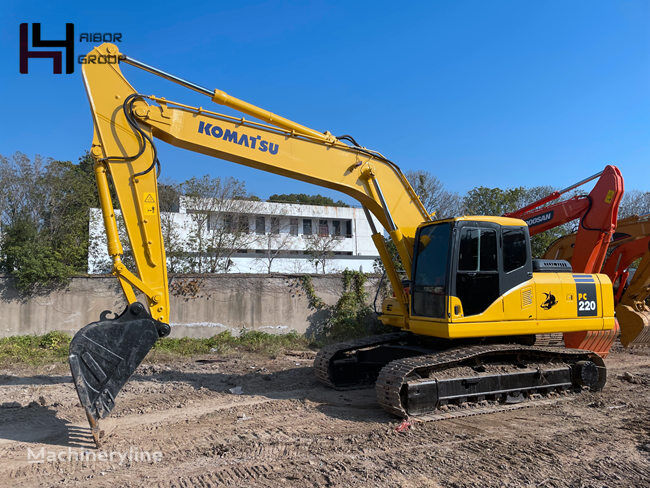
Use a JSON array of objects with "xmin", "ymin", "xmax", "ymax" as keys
[{"xmin": 376, "ymin": 344, "xmax": 606, "ymax": 418}]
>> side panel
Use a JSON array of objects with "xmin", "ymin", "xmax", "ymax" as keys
[{"xmin": 407, "ymin": 272, "xmax": 614, "ymax": 339}]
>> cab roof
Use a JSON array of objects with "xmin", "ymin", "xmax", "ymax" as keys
[{"xmin": 420, "ymin": 215, "xmax": 527, "ymax": 228}]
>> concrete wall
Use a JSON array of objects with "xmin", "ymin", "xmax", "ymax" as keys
[{"xmin": 0, "ymin": 274, "xmax": 378, "ymax": 338}]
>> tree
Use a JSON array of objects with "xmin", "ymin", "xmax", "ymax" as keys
[
  {"xmin": 0, "ymin": 216, "xmax": 75, "ymax": 292},
  {"xmin": 255, "ymin": 230, "xmax": 294, "ymax": 273},
  {"xmin": 41, "ymin": 155, "xmax": 100, "ymax": 272},
  {"xmin": 462, "ymin": 185, "xmax": 572, "ymax": 258},
  {"xmin": 305, "ymin": 233, "xmax": 342, "ymax": 273},
  {"xmin": 406, "ymin": 170, "xmax": 462, "ymax": 219},
  {"xmin": 268, "ymin": 193, "xmax": 349, "ymax": 207},
  {"xmin": 462, "ymin": 186, "xmax": 527, "ymax": 216},
  {"xmin": 372, "ymin": 236, "xmax": 404, "ymax": 274},
  {"xmin": 157, "ymin": 180, "xmax": 181, "ymax": 212},
  {"xmin": 160, "ymin": 210, "xmax": 192, "ymax": 274},
  {"xmin": 618, "ymin": 190, "xmax": 650, "ymax": 219},
  {"xmin": 181, "ymin": 175, "xmax": 258, "ymax": 273},
  {"xmin": 0, "ymin": 152, "xmax": 98, "ymax": 292}
]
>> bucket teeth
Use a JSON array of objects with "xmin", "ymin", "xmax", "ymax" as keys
[{"xmin": 85, "ymin": 409, "xmax": 102, "ymax": 448}]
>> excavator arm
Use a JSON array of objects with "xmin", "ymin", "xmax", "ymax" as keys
[{"xmin": 71, "ymin": 43, "xmax": 430, "ymax": 443}]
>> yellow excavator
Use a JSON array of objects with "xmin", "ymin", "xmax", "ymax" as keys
[{"xmin": 71, "ymin": 44, "xmax": 616, "ymax": 444}]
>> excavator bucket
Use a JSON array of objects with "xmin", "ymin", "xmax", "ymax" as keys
[
  {"xmin": 69, "ymin": 302, "xmax": 170, "ymax": 446},
  {"xmin": 617, "ymin": 304, "xmax": 650, "ymax": 347},
  {"xmin": 616, "ymin": 249, "xmax": 650, "ymax": 348}
]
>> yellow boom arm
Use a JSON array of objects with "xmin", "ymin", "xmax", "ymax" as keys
[{"xmin": 82, "ymin": 43, "xmax": 430, "ymax": 324}]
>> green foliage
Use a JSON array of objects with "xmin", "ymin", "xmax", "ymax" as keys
[
  {"xmin": 0, "ymin": 217, "xmax": 76, "ymax": 292},
  {"xmin": 0, "ymin": 332, "xmax": 71, "ymax": 365},
  {"xmin": 0, "ymin": 330, "xmax": 309, "ymax": 365},
  {"xmin": 372, "ymin": 236, "xmax": 404, "ymax": 275},
  {"xmin": 299, "ymin": 275, "xmax": 325, "ymax": 309},
  {"xmin": 268, "ymin": 193, "xmax": 349, "ymax": 207},
  {"xmin": 301, "ymin": 270, "xmax": 389, "ymax": 344},
  {"xmin": 0, "ymin": 152, "xmax": 98, "ymax": 293},
  {"xmin": 325, "ymin": 270, "xmax": 375, "ymax": 342},
  {"xmin": 463, "ymin": 186, "xmax": 528, "ymax": 216},
  {"xmin": 39, "ymin": 331, "xmax": 71, "ymax": 350},
  {"xmin": 151, "ymin": 330, "xmax": 309, "ymax": 357},
  {"xmin": 463, "ymin": 184, "xmax": 571, "ymax": 258}
]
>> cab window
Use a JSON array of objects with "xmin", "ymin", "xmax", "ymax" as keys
[
  {"xmin": 455, "ymin": 226, "xmax": 499, "ymax": 316},
  {"xmin": 503, "ymin": 228, "xmax": 527, "ymax": 272},
  {"xmin": 411, "ymin": 222, "xmax": 451, "ymax": 318}
]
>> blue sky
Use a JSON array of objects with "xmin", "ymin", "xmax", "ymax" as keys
[{"xmin": 1, "ymin": 0, "xmax": 648, "ymax": 204}]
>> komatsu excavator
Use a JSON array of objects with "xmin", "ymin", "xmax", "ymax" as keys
[
  {"xmin": 71, "ymin": 44, "xmax": 615, "ymax": 445},
  {"xmin": 544, "ymin": 214, "xmax": 650, "ymax": 347},
  {"xmin": 503, "ymin": 167, "xmax": 624, "ymax": 356}
]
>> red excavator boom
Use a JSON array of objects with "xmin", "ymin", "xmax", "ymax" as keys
[{"xmin": 505, "ymin": 165, "xmax": 624, "ymax": 355}]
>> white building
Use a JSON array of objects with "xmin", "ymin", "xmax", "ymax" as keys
[{"xmin": 88, "ymin": 198, "xmax": 382, "ymax": 274}]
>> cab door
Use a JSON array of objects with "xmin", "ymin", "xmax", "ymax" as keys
[{"xmin": 452, "ymin": 223, "xmax": 500, "ymax": 317}]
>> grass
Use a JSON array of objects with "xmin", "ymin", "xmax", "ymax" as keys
[
  {"xmin": 150, "ymin": 330, "xmax": 310, "ymax": 359},
  {"xmin": 0, "ymin": 330, "xmax": 311, "ymax": 366},
  {"xmin": 0, "ymin": 331, "xmax": 72, "ymax": 366}
]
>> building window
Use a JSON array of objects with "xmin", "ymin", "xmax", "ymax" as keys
[
  {"xmin": 255, "ymin": 216, "xmax": 265, "ymax": 235},
  {"xmin": 290, "ymin": 218, "xmax": 299, "ymax": 236},
  {"xmin": 224, "ymin": 214, "xmax": 234, "ymax": 233},
  {"xmin": 332, "ymin": 220, "xmax": 341, "ymax": 236},
  {"xmin": 318, "ymin": 219, "xmax": 329, "ymax": 236},
  {"xmin": 207, "ymin": 212, "xmax": 217, "ymax": 232},
  {"xmin": 270, "ymin": 217, "xmax": 280, "ymax": 234},
  {"xmin": 238, "ymin": 215, "xmax": 249, "ymax": 233},
  {"xmin": 345, "ymin": 220, "xmax": 352, "ymax": 237},
  {"xmin": 303, "ymin": 219, "xmax": 312, "ymax": 235}
]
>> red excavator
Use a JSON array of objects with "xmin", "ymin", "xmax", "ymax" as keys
[
  {"xmin": 545, "ymin": 213, "xmax": 650, "ymax": 347},
  {"xmin": 504, "ymin": 165, "xmax": 624, "ymax": 356}
]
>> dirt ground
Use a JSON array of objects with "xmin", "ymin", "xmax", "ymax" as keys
[{"xmin": 0, "ymin": 346, "xmax": 648, "ymax": 488}]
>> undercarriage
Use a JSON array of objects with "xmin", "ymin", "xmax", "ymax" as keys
[{"xmin": 314, "ymin": 333, "xmax": 606, "ymax": 420}]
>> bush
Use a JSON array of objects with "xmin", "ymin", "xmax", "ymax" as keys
[
  {"xmin": 0, "ymin": 332, "xmax": 71, "ymax": 365},
  {"xmin": 301, "ymin": 270, "xmax": 391, "ymax": 344}
]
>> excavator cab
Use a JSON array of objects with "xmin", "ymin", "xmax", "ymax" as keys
[
  {"xmin": 411, "ymin": 219, "xmax": 531, "ymax": 320},
  {"xmin": 381, "ymin": 216, "xmax": 615, "ymax": 342}
]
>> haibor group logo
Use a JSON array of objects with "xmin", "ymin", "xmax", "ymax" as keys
[{"xmin": 19, "ymin": 23, "xmax": 123, "ymax": 74}]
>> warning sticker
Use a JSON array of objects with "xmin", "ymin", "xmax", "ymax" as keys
[
  {"xmin": 604, "ymin": 189, "xmax": 615, "ymax": 204},
  {"xmin": 143, "ymin": 192, "xmax": 156, "ymax": 215}
]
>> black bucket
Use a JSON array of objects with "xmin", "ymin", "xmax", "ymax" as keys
[{"xmin": 69, "ymin": 302, "xmax": 170, "ymax": 445}]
